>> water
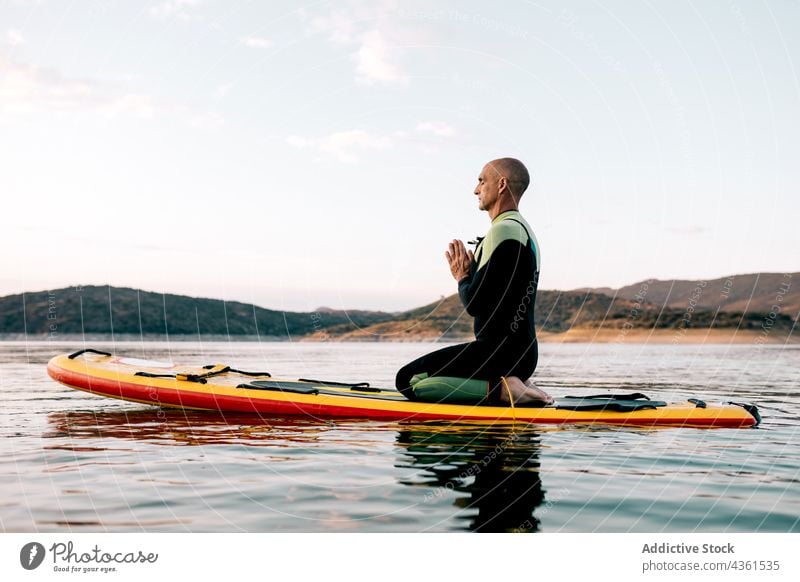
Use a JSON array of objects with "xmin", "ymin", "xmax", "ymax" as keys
[{"xmin": 1, "ymin": 341, "xmax": 798, "ymax": 532}]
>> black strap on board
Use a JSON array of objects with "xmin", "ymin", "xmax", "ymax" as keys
[
  {"xmin": 562, "ymin": 392, "xmax": 650, "ymax": 401},
  {"xmin": 726, "ymin": 402, "xmax": 762, "ymax": 425},
  {"xmin": 67, "ymin": 348, "xmax": 112, "ymax": 359},
  {"xmin": 134, "ymin": 367, "xmax": 231, "ymax": 384},
  {"xmin": 298, "ymin": 378, "xmax": 375, "ymax": 391},
  {"xmin": 238, "ymin": 381, "xmax": 320, "ymax": 395},
  {"xmin": 202, "ymin": 364, "xmax": 272, "ymax": 378},
  {"xmin": 554, "ymin": 399, "xmax": 665, "ymax": 412},
  {"xmin": 688, "ymin": 398, "xmax": 707, "ymax": 408},
  {"xmin": 135, "ymin": 365, "xmax": 272, "ymax": 384}
]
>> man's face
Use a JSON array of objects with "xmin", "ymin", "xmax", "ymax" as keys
[{"xmin": 474, "ymin": 164, "xmax": 502, "ymax": 211}]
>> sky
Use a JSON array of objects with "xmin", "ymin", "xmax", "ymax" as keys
[{"xmin": 1, "ymin": 0, "xmax": 798, "ymax": 312}]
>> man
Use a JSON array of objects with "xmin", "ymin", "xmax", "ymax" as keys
[{"xmin": 395, "ymin": 158, "xmax": 553, "ymax": 405}]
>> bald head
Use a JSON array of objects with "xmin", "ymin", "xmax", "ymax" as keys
[{"xmin": 485, "ymin": 157, "xmax": 530, "ymax": 199}]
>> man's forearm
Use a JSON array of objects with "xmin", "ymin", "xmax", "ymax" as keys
[{"xmin": 458, "ymin": 272, "xmax": 479, "ymax": 315}]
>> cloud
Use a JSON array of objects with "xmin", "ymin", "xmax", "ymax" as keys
[
  {"xmin": 307, "ymin": 11, "xmax": 360, "ymax": 44},
  {"xmin": 287, "ymin": 129, "xmax": 392, "ymax": 163},
  {"xmin": 187, "ymin": 110, "xmax": 225, "ymax": 130},
  {"xmin": 5, "ymin": 29, "xmax": 24, "ymax": 47},
  {"xmin": 98, "ymin": 93, "xmax": 155, "ymax": 119},
  {"xmin": 212, "ymin": 82, "xmax": 235, "ymax": 100},
  {"xmin": 0, "ymin": 54, "xmax": 223, "ymax": 129},
  {"xmin": 305, "ymin": 3, "xmax": 409, "ymax": 85},
  {"xmin": 240, "ymin": 36, "xmax": 273, "ymax": 49},
  {"xmin": 148, "ymin": 0, "xmax": 202, "ymax": 20},
  {"xmin": 666, "ymin": 226, "xmax": 710, "ymax": 236},
  {"xmin": 353, "ymin": 30, "xmax": 407, "ymax": 85},
  {"xmin": 287, "ymin": 120, "xmax": 457, "ymax": 163},
  {"xmin": 0, "ymin": 55, "xmax": 100, "ymax": 115},
  {"xmin": 415, "ymin": 121, "xmax": 456, "ymax": 137}
]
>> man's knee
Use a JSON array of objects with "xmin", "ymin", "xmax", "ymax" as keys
[{"xmin": 395, "ymin": 364, "xmax": 413, "ymax": 390}]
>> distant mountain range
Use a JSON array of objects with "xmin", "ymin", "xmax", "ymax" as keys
[
  {"xmin": 0, "ymin": 286, "xmax": 394, "ymax": 339},
  {"xmin": 0, "ymin": 272, "xmax": 796, "ymax": 341},
  {"xmin": 310, "ymin": 273, "xmax": 797, "ymax": 341},
  {"xmin": 574, "ymin": 272, "xmax": 799, "ymax": 315}
]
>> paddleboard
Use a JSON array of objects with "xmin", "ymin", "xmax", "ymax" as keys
[{"xmin": 46, "ymin": 349, "xmax": 760, "ymax": 427}]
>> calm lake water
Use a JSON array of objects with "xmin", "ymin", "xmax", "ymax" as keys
[{"xmin": 1, "ymin": 341, "xmax": 798, "ymax": 533}]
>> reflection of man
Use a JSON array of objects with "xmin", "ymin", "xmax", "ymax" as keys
[
  {"xmin": 396, "ymin": 158, "xmax": 552, "ymax": 405},
  {"xmin": 395, "ymin": 425, "xmax": 545, "ymax": 532}
]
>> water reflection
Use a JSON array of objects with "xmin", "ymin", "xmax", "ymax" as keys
[
  {"xmin": 395, "ymin": 423, "xmax": 545, "ymax": 532},
  {"xmin": 45, "ymin": 409, "xmax": 340, "ymax": 446},
  {"xmin": 47, "ymin": 410, "xmax": 550, "ymax": 532}
]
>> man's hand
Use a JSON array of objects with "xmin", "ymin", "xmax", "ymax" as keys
[{"xmin": 446, "ymin": 239, "xmax": 474, "ymax": 282}]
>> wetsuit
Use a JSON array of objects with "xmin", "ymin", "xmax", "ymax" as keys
[{"xmin": 396, "ymin": 210, "xmax": 541, "ymax": 402}]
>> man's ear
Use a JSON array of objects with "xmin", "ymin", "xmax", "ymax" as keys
[{"xmin": 497, "ymin": 176, "xmax": 508, "ymax": 195}]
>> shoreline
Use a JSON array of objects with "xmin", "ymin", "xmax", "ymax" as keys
[
  {"xmin": 536, "ymin": 328, "xmax": 797, "ymax": 344},
  {"xmin": 2, "ymin": 328, "xmax": 795, "ymax": 345}
]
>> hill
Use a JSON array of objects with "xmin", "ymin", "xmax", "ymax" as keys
[
  {"xmin": 302, "ymin": 288, "xmax": 797, "ymax": 342},
  {"xmin": 577, "ymin": 272, "xmax": 799, "ymax": 316},
  {"xmin": 0, "ymin": 286, "xmax": 394, "ymax": 339},
  {"xmin": 0, "ymin": 276, "xmax": 796, "ymax": 343}
]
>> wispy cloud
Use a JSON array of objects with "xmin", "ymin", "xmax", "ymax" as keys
[
  {"xmin": 4, "ymin": 29, "xmax": 24, "ymax": 47},
  {"xmin": 212, "ymin": 82, "xmax": 235, "ymax": 100},
  {"xmin": 188, "ymin": 110, "xmax": 225, "ymax": 130},
  {"xmin": 0, "ymin": 54, "xmax": 222, "ymax": 128},
  {"xmin": 306, "ymin": 3, "xmax": 409, "ymax": 85},
  {"xmin": 287, "ymin": 129, "xmax": 392, "ymax": 163},
  {"xmin": 415, "ymin": 121, "xmax": 456, "ymax": 137},
  {"xmin": 666, "ymin": 226, "xmax": 710, "ymax": 236},
  {"xmin": 0, "ymin": 55, "xmax": 100, "ymax": 115},
  {"xmin": 288, "ymin": 120, "xmax": 458, "ymax": 163},
  {"xmin": 148, "ymin": 0, "xmax": 202, "ymax": 20},
  {"xmin": 0, "ymin": 54, "xmax": 156, "ymax": 118},
  {"xmin": 240, "ymin": 36, "xmax": 273, "ymax": 49},
  {"xmin": 353, "ymin": 30, "xmax": 407, "ymax": 85},
  {"xmin": 307, "ymin": 10, "xmax": 360, "ymax": 44},
  {"xmin": 98, "ymin": 93, "xmax": 155, "ymax": 119}
]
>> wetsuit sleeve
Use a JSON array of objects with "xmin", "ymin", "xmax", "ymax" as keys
[{"xmin": 458, "ymin": 239, "xmax": 529, "ymax": 317}]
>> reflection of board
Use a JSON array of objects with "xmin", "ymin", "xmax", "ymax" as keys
[{"xmin": 47, "ymin": 350, "xmax": 760, "ymax": 427}]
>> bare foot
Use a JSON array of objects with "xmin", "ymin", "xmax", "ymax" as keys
[{"xmin": 498, "ymin": 377, "xmax": 554, "ymax": 406}]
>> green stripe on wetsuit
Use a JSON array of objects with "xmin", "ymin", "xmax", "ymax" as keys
[{"xmin": 475, "ymin": 210, "xmax": 540, "ymax": 272}]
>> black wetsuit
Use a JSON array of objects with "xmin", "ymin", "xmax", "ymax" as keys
[{"xmin": 396, "ymin": 210, "xmax": 541, "ymax": 401}]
